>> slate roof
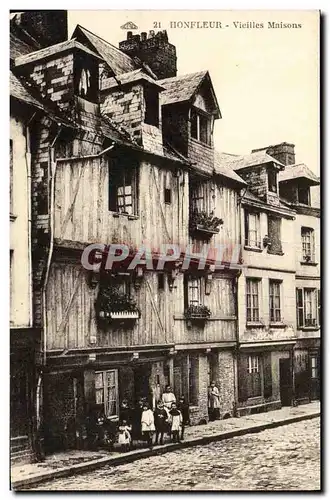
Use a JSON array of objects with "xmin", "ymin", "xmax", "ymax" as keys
[
  {"xmin": 242, "ymin": 189, "xmax": 296, "ymax": 216},
  {"xmin": 10, "ymin": 33, "xmax": 37, "ymax": 59},
  {"xmin": 279, "ymin": 163, "xmax": 320, "ymax": 185},
  {"xmin": 214, "ymin": 151, "xmax": 246, "ymax": 186},
  {"xmin": 10, "ymin": 71, "xmax": 48, "ymax": 110},
  {"xmin": 10, "ymin": 71, "xmax": 77, "ymax": 129},
  {"xmin": 159, "ymin": 70, "xmax": 208, "ymax": 106},
  {"xmin": 100, "ymin": 69, "xmax": 164, "ymax": 91},
  {"xmin": 221, "ymin": 150, "xmax": 285, "ymax": 172},
  {"xmin": 73, "ymin": 25, "xmax": 138, "ymax": 75},
  {"xmin": 14, "ymin": 39, "xmax": 103, "ymax": 67}
]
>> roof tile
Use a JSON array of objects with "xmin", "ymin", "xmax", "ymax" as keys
[{"xmin": 159, "ymin": 70, "xmax": 207, "ymax": 106}]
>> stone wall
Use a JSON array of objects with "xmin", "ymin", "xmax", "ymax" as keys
[
  {"xmin": 239, "ymin": 166, "xmax": 268, "ymax": 201},
  {"xmin": 188, "ymin": 137, "xmax": 214, "ymax": 176},
  {"xmin": 101, "ymin": 83, "xmax": 144, "ymax": 144},
  {"xmin": 26, "ymin": 53, "xmax": 74, "ymax": 113}
]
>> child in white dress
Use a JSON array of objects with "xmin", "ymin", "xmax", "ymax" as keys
[{"xmin": 118, "ymin": 420, "xmax": 132, "ymax": 452}]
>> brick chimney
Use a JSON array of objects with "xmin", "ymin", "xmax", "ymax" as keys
[
  {"xmin": 252, "ymin": 142, "xmax": 296, "ymax": 166},
  {"xmin": 119, "ymin": 30, "xmax": 177, "ymax": 80}
]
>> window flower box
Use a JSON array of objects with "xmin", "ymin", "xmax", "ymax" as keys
[
  {"xmin": 184, "ymin": 304, "xmax": 211, "ymax": 321},
  {"xmin": 95, "ymin": 287, "xmax": 140, "ymax": 323},
  {"xmin": 189, "ymin": 210, "xmax": 223, "ymax": 238}
]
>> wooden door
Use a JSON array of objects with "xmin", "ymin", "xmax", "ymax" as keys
[{"xmin": 279, "ymin": 358, "xmax": 292, "ymax": 406}]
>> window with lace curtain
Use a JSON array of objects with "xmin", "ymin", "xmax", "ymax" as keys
[{"xmin": 95, "ymin": 370, "xmax": 119, "ymax": 417}]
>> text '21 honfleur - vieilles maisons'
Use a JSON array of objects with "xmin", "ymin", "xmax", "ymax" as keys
[{"xmin": 10, "ymin": 11, "xmax": 320, "ymax": 463}]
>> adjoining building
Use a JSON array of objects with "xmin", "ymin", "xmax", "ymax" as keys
[{"xmin": 10, "ymin": 13, "xmax": 320, "ymax": 460}]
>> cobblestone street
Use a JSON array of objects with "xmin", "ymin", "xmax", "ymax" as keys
[{"xmin": 30, "ymin": 418, "xmax": 320, "ymax": 491}]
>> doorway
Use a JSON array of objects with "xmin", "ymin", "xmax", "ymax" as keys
[
  {"xmin": 133, "ymin": 364, "xmax": 152, "ymax": 405},
  {"xmin": 279, "ymin": 358, "xmax": 292, "ymax": 406}
]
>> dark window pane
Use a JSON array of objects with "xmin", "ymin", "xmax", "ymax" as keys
[{"xmin": 191, "ymin": 109, "xmax": 198, "ymax": 139}]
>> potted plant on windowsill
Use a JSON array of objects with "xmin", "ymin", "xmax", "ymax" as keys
[
  {"xmin": 189, "ymin": 209, "xmax": 223, "ymax": 238},
  {"xmin": 184, "ymin": 304, "xmax": 211, "ymax": 322},
  {"xmin": 95, "ymin": 286, "xmax": 140, "ymax": 323},
  {"xmin": 263, "ymin": 235, "xmax": 272, "ymax": 248}
]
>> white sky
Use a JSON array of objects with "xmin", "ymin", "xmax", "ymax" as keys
[{"xmin": 68, "ymin": 10, "xmax": 319, "ymax": 173}]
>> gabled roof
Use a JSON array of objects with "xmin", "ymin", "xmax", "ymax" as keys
[
  {"xmin": 14, "ymin": 38, "xmax": 102, "ymax": 67},
  {"xmin": 10, "ymin": 71, "xmax": 76, "ymax": 128},
  {"xmin": 159, "ymin": 70, "xmax": 221, "ymax": 118},
  {"xmin": 10, "ymin": 71, "xmax": 44, "ymax": 109},
  {"xmin": 10, "ymin": 32, "xmax": 37, "ymax": 59},
  {"xmin": 221, "ymin": 150, "xmax": 285, "ymax": 172},
  {"xmin": 100, "ymin": 69, "xmax": 164, "ymax": 91},
  {"xmin": 72, "ymin": 25, "xmax": 138, "ymax": 76},
  {"xmin": 279, "ymin": 163, "xmax": 320, "ymax": 186},
  {"xmin": 214, "ymin": 151, "xmax": 246, "ymax": 186}
]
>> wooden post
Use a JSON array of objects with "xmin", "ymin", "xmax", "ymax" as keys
[{"xmin": 167, "ymin": 357, "xmax": 174, "ymax": 388}]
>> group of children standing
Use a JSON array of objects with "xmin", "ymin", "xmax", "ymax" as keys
[{"xmin": 117, "ymin": 386, "xmax": 190, "ymax": 450}]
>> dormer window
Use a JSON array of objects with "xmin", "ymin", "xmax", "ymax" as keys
[
  {"xmin": 190, "ymin": 109, "xmax": 211, "ymax": 146},
  {"xmin": 144, "ymin": 85, "xmax": 159, "ymax": 127},
  {"xmin": 78, "ymin": 68, "xmax": 91, "ymax": 98},
  {"xmin": 298, "ymin": 185, "xmax": 310, "ymax": 205},
  {"xmin": 268, "ymin": 169, "xmax": 278, "ymax": 193},
  {"xmin": 74, "ymin": 53, "xmax": 98, "ymax": 103}
]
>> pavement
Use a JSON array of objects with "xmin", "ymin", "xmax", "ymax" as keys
[{"xmin": 11, "ymin": 401, "xmax": 320, "ymax": 490}]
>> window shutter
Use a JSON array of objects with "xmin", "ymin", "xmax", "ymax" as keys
[
  {"xmin": 268, "ymin": 216, "xmax": 282, "ymax": 254},
  {"xmin": 244, "ymin": 211, "xmax": 249, "ymax": 245},
  {"xmin": 296, "ymin": 288, "xmax": 304, "ymax": 328},
  {"xmin": 183, "ymin": 274, "xmax": 188, "ymax": 309},
  {"xmin": 263, "ymin": 353, "xmax": 272, "ymax": 398},
  {"xmin": 238, "ymin": 354, "xmax": 249, "ymax": 402},
  {"xmin": 317, "ymin": 289, "xmax": 321, "ymax": 326}
]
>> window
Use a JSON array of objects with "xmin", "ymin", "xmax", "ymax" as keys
[
  {"xmin": 244, "ymin": 211, "xmax": 261, "ymax": 248},
  {"xmin": 95, "ymin": 369, "xmax": 119, "ymax": 417},
  {"xmin": 111, "ymin": 275, "xmax": 131, "ymax": 296},
  {"xmin": 268, "ymin": 169, "xmax": 278, "ymax": 193},
  {"xmin": 144, "ymin": 86, "xmax": 159, "ymax": 127},
  {"xmin": 310, "ymin": 356, "xmax": 318, "ymax": 379},
  {"xmin": 246, "ymin": 279, "xmax": 260, "ymax": 322},
  {"xmin": 109, "ymin": 159, "xmax": 137, "ymax": 215},
  {"xmin": 187, "ymin": 276, "xmax": 202, "ymax": 306},
  {"xmin": 247, "ymin": 355, "xmax": 262, "ymax": 397},
  {"xmin": 158, "ymin": 273, "xmax": 165, "ymax": 290},
  {"xmin": 190, "ymin": 108, "xmax": 211, "ymax": 145},
  {"xmin": 164, "ymin": 188, "xmax": 172, "ymax": 204},
  {"xmin": 10, "ymin": 140, "xmax": 13, "ymax": 214},
  {"xmin": 301, "ymin": 227, "xmax": 315, "ymax": 261},
  {"xmin": 296, "ymin": 288, "xmax": 319, "ymax": 328},
  {"xmin": 190, "ymin": 182, "xmax": 205, "ymax": 212},
  {"xmin": 298, "ymin": 186, "xmax": 310, "ymax": 205},
  {"xmin": 269, "ymin": 280, "xmax": 281, "ymax": 322},
  {"xmin": 267, "ymin": 216, "xmax": 282, "ymax": 254},
  {"xmin": 74, "ymin": 54, "xmax": 99, "ymax": 103}
]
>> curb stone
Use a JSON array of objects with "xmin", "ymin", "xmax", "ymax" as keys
[{"xmin": 12, "ymin": 411, "xmax": 320, "ymax": 490}]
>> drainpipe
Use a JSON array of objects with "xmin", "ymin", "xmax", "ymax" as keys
[
  {"xmin": 233, "ymin": 189, "xmax": 244, "ymax": 417},
  {"xmin": 42, "ymin": 125, "xmax": 62, "ymax": 366},
  {"xmin": 25, "ymin": 112, "xmax": 36, "ymax": 327},
  {"xmin": 42, "ymin": 139, "xmax": 116, "ymax": 365}
]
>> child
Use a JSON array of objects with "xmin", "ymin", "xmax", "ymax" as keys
[
  {"xmin": 177, "ymin": 396, "xmax": 190, "ymax": 441},
  {"xmin": 154, "ymin": 401, "xmax": 168, "ymax": 445},
  {"xmin": 169, "ymin": 402, "xmax": 183, "ymax": 443},
  {"xmin": 141, "ymin": 402, "xmax": 155, "ymax": 449},
  {"xmin": 117, "ymin": 420, "xmax": 132, "ymax": 452}
]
